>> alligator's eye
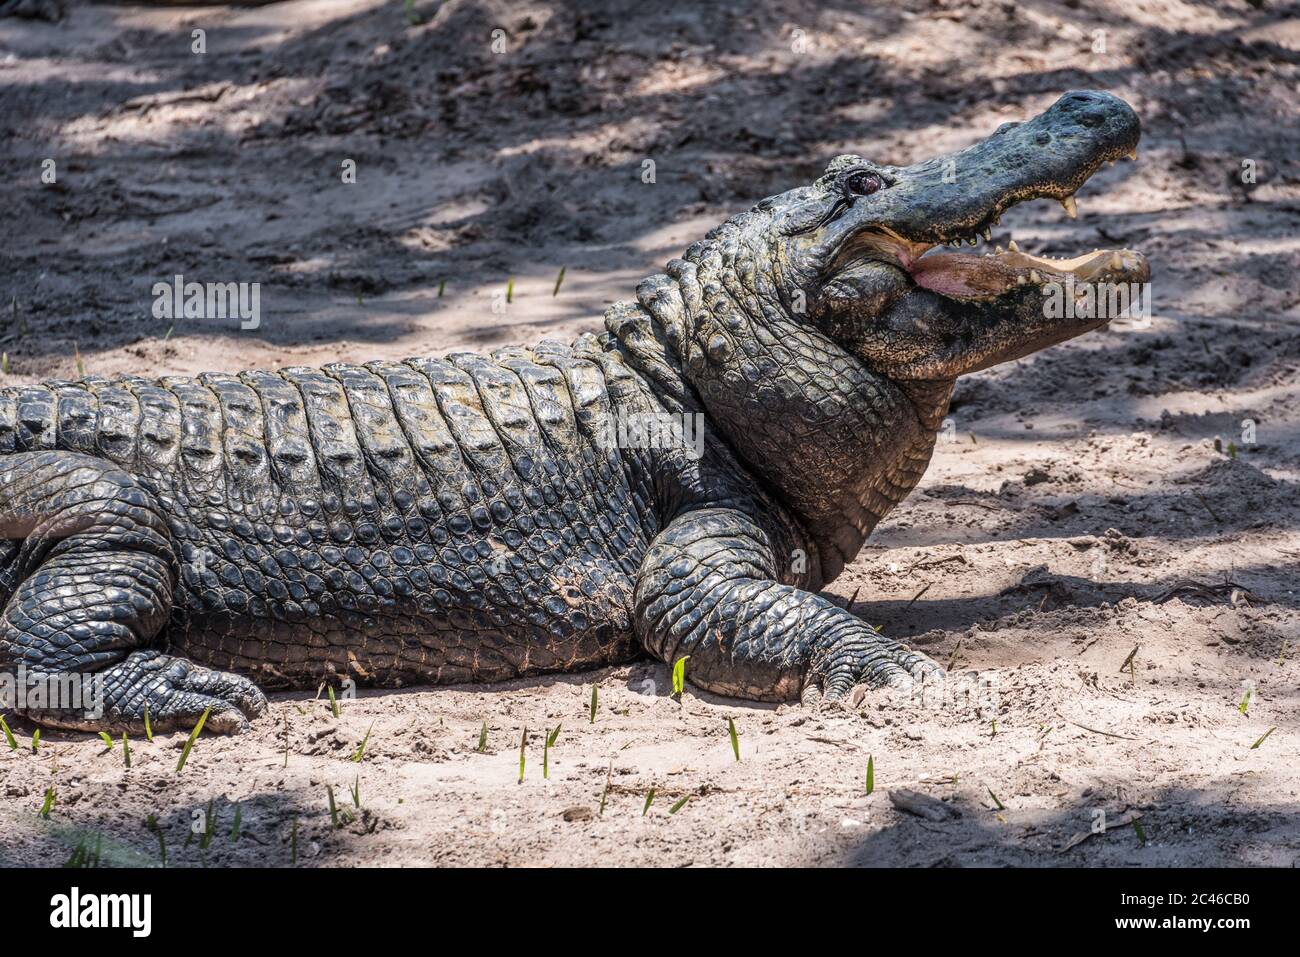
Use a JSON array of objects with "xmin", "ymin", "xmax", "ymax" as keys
[{"xmin": 845, "ymin": 171, "xmax": 884, "ymax": 196}]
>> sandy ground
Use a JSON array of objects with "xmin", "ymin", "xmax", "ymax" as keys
[{"xmin": 1, "ymin": 0, "xmax": 1299, "ymax": 867}]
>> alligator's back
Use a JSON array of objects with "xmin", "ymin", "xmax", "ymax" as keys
[{"xmin": 0, "ymin": 338, "xmax": 660, "ymax": 688}]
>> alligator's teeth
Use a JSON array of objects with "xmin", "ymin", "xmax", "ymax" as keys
[
  {"xmin": 1110, "ymin": 252, "xmax": 1124, "ymax": 270},
  {"xmin": 1016, "ymin": 275, "xmax": 1026, "ymax": 285},
  {"xmin": 1029, "ymin": 269, "xmax": 1041, "ymax": 283},
  {"xmin": 969, "ymin": 237, "xmax": 979, "ymax": 247},
  {"xmin": 1126, "ymin": 148, "xmax": 1138, "ymax": 160},
  {"xmin": 1008, "ymin": 239, "xmax": 1019, "ymax": 252},
  {"xmin": 982, "ymin": 228, "xmax": 992, "ymax": 241},
  {"xmin": 1061, "ymin": 196, "xmax": 1078, "ymax": 219},
  {"xmin": 995, "ymin": 245, "xmax": 1004, "ymax": 255}
]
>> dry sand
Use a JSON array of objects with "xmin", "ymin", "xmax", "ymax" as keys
[{"xmin": 1, "ymin": 0, "xmax": 1298, "ymax": 866}]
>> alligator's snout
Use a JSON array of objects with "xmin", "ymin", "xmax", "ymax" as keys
[
  {"xmin": 996, "ymin": 89, "xmax": 1140, "ymax": 152},
  {"xmin": 870, "ymin": 90, "xmax": 1141, "ymax": 248}
]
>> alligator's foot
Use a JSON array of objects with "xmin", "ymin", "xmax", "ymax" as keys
[
  {"xmin": 0, "ymin": 451, "xmax": 264, "ymax": 736},
  {"xmin": 806, "ymin": 629, "xmax": 944, "ymax": 705},
  {"xmin": 25, "ymin": 650, "xmax": 268, "ymax": 735}
]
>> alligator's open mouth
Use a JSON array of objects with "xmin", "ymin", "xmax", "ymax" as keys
[
  {"xmin": 858, "ymin": 153, "xmax": 1149, "ymax": 302},
  {"xmin": 827, "ymin": 90, "xmax": 1150, "ymax": 303}
]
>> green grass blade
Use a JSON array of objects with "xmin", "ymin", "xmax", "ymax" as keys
[
  {"xmin": 351, "ymin": 722, "xmax": 373, "ymax": 762},
  {"xmin": 669, "ymin": 795, "xmax": 690, "ymax": 814},
  {"xmin": 122, "ymin": 732, "xmax": 131, "ymax": 768},
  {"xmin": 1, "ymin": 715, "xmax": 18, "ymax": 750},
  {"xmin": 642, "ymin": 786, "xmax": 655, "ymax": 816},
  {"xmin": 553, "ymin": 266, "xmax": 566, "ymax": 297},
  {"xmin": 727, "ymin": 717, "xmax": 740, "ymax": 761},
  {"xmin": 39, "ymin": 786, "xmax": 56, "ymax": 819},
  {"xmin": 543, "ymin": 723, "xmax": 561, "ymax": 779},
  {"xmin": 477, "ymin": 721, "xmax": 488, "ymax": 752},
  {"xmin": 1250, "ymin": 726, "xmax": 1276, "ymax": 750},
  {"xmin": 518, "ymin": 726, "xmax": 527, "ymax": 783},
  {"xmin": 987, "ymin": 787, "xmax": 1005, "ymax": 811},
  {"xmin": 865, "ymin": 755, "xmax": 874, "ymax": 795},
  {"xmin": 175, "ymin": 707, "xmax": 211, "ymax": 773},
  {"xmin": 144, "ymin": 704, "xmax": 153, "ymax": 742},
  {"xmin": 589, "ymin": 685, "xmax": 597, "ymax": 723},
  {"xmin": 98, "ymin": 731, "xmax": 114, "ymax": 751},
  {"xmin": 671, "ymin": 656, "xmax": 690, "ymax": 697}
]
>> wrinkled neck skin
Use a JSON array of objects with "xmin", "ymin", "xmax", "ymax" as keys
[{"xmin": 608, "ymin": 231, "xmax": 954, "ymax": 588}]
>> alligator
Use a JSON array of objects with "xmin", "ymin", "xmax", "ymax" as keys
[{"xmin": 0, "ymin": 91, "xmax": 1147, "ymax": 734}]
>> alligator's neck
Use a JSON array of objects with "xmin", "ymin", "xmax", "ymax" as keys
[{"xmin": 609, "ymin": 253, "xmax": 953, "ymax": 588}]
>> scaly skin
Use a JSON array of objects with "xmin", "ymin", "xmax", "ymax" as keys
[{"xmin": 0, "ymin": 91, "xmax": 1148, "ymax": 733}]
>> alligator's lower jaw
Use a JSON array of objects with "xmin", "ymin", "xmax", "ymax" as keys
[{"xmin": 909, "ymin": 245, "xmax": 1149, "ymax": 300}]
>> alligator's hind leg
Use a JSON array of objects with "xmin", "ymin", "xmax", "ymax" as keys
[{"xmin": 0, "ymin": 451, "xmax": 266, "ymax": 733}]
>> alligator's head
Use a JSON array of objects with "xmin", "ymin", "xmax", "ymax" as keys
[
  {"xmin": 764, "ymin": 89, "xmax": 1149, "ymax": 381},
  {"xmin": 633, "ymin": 90, "xmax": 1147, "ymax": 395}
]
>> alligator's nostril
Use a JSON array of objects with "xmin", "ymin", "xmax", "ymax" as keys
[
  {"xmin": 1078, "ymin": 110, "xmax": 1105, "ymax": 128},
  {"xmin": 995, "ymin": 122, "xmax": 1021, "ymax": 136},
  {"xmin": 1035, "ymin": 131, "xmax": 1052, "ymax": 145}
]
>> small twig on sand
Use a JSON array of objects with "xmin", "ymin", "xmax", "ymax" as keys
[
  {"xmin": 1192, "ymin": 492, "xmax": 1221, "ymax": 524},
  {"xmin": 1060, "ymin": 810, "xmax": 1142, "ymax": 853},
  {"xmin": 907, "ymin": 554, "xmax": 967, "ymax": 572},
  {"xmin": 843, "ymin": 585, "xmax": 862, "ymax": 613},
  {"xmin": 889, "ymin": 788, "xmax": 960, "ymax": 822},
  {"xmin": 950, "ymin": 499, "xmax": 1004, "ymax": 511},
  {"xmin": 1056, "ymin": 712, "xmax": 1139, "ymax": 741},
  {"xmin": 905, "ymin": 582, "xmax": 932, "ymax": 609}
]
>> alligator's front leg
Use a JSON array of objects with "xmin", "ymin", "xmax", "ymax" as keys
[{"xmin": 634, "ymin": 507, "xmax": 941, "ymax": 702}]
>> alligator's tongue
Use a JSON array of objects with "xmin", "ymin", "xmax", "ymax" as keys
[
  {"xmin": 909, "ymin": 247, "xmax": 1147, "ymax": 298},
  {"xmin": 909, "ymin": 252, "xmax": 1015, "ymax": 298}
]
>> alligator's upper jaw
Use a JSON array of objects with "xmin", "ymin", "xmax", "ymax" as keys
[{"xmin": 866, "ymin": 90, "xmax": 1149, "ymax": 297}]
